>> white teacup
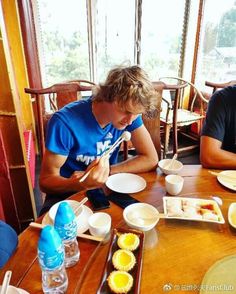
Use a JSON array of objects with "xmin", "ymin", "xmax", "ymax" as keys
[
  {"xmin": 88, "ymin": 212, "xmax": 111, "ymax": 238},
  {"xmin": 165, "ymin": 174, "xmax": 184, "ymax": 196}
]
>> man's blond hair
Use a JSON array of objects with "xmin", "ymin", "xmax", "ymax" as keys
[{"xmin": 92, "ymin": 65, "xmax": 161, "ymax": 117}]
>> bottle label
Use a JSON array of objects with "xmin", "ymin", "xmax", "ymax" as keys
[
  {"xmin": 38, "ymin": 244, "xmax": 65, "ymax": 270},
  {"xmin": 55, "ymin": 220, "xmax": 77, "ymax": 241}
]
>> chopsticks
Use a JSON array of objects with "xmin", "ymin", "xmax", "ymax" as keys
[
  {"xmin": 29, "ymin": 222, "xmax": 103, "ymax": 242},
  {"xmin": 0, "ymin": 271, "xmax": 12, "ymax": 294},
  {"xmin": 209, "ymin": 171, "xmax": 236, "ymax": 182},
  {"xmin": 29, "ymin": 197, "xmax": 102, "ymax": 242},
  {"xmin": 79, "ymin": 131, "xmax": 131, "ymax": 182},
  {"xmin": 74, "ymin": 197, "xmax": 88, "ymax": 214}
]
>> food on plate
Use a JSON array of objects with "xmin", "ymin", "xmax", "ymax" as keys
[
  {"xmin": 112, "ymin": 249, "xmax": 136, "ymax": 272},
  {"xmin": 202, "ymin": 211, "xmax": 219, "ymax": 221},
  {"xmin": 165, "ymin": 198, "xmax": 221, "ymax": 221},
  {"xmin": 201, "ymin": 203, "xmax": 215, "ymax": 210},
  {"xmin": 100, "ymin": 229, "xmax": 144, "ymax": 294},
  {"xmin": 183, "ymin": 207, "xmax": 202, "ymax": 219},
  {"xmin": 117, "ymin": 233, "xmax": 140, "ymax": 251},
  {"xmin": 107, "ymin": 270, "xmax": 133, "ymax": 293},
  {"xmin": 166, "ymin": 198, "xmax": 184, "ymax": 217}
]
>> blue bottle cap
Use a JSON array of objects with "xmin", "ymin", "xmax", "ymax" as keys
[
  {"xmin": 38, "ymin": 225, "xmax": 64, "ymax": 269},
  {"xmin": 54, "ymin": 202, "xmax": 76, "ymax": 226}
]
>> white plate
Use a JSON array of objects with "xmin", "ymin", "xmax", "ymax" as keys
[
  {"xmin": 200, "ymin": 255, "xmax": 236, "ymax": 293},
  {"xmin": 18, "ymin": 289, "xmax": 30, "ymax": 294},
  {"xmin": 42, "ymin": 205, "xmax": 93, "ymax": 234},
  {"xmin": 106, "ymin": 173, "xmax": 146, "ymax": 193},
  {"xmin": 48, "ymin": 200, "xmax": 83, "ymax": 221},
  {"xmin": 163, "ymin": 196, "xmax": 225, "ymax": 224},
  {"xmin": 0, "ymin": 286, "xmax": 29, "ymax": 294},
  {"xmin": 217, "ymin": 170, "xmax": 236, "ymax": 191},
  {"xmin": 228, "ymin": 202, "xmax": 236, "ymax": 229}
]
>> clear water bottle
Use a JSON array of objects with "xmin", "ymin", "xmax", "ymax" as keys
[
  {"xmin": 54, "ymin": 202, "xmax": 80, "ymax": 268},
  {"xmin": 38, "ymin": 225, "xmax": 68, "ymax": 294}
]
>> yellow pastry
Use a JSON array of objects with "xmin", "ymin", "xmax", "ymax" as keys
[
  {"xmin": 112, "ymin": 249, "xmax": 136, "ymax": 272},
  {"xmin": 117, "ymin": 233, "xmax": 140, "ymax": 251},
  {"xmin": 107, "ymin": 270, "xmax": 133, "ymax": 293}
]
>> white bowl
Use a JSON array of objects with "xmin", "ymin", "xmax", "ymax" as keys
[
  {"xmin": 48, "ymin": 200, "xmax": 84, "ymax": 222},
  {"xmin": 123, "ymin": 203, "xmax": 160, "ymax": 231},
  {"xmin": 158, "ymin": 158, "xmax": 183, "ymax": 175},
  {"xmin": 228, "ymin": 202, "xmax": 236, "ymax": 229}
]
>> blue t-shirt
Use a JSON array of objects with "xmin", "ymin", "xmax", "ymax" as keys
[
  {"xmin": 46, "ymin": 98, "xmax": 143, "ymax": 177},
  {"xmin": 201, "ymin": 85, "xmax": 236, "ymax": 153}
]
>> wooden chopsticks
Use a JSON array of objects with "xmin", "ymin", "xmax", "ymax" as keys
[
  {"xmin": 29, "ymin": 222, "xmax": 103, "ymax": 242},
  {"xmin": 79, "ymin": 132, "xmax": 129, "ymax": 183}
]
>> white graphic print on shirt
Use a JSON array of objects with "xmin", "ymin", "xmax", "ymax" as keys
[{"xmin": 76, "ymin": 140, "xmax": 112, "ymax": 165}]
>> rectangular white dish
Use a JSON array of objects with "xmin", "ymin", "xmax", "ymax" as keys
[{"xmin": 163, "ymin": 196, "xmax": 225, "ymax": 224}]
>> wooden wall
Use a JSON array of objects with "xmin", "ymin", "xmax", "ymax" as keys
[{"xmin": 0, "ymin": 0, "xmax": 37, "ymax": 232}]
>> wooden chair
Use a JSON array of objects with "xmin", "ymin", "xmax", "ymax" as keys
[
  {"xmin": 159, "ymin": 77, "xmax": 208, "ymax": 158},
  {"xmin": 25, "ymin": 80, "xmax": 95, "ymax": 157},
  {"xmin": 205, "ymin": 80, "xmax": 236, "ymax": 94}
]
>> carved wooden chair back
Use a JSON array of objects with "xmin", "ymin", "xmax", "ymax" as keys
[
  {"xmin": 25, "ymin": 80, "xmax": 95, "ymax": 156},
  {"xmin": 205, "ymin": 80, "xmax": 236, "ymax": 94}
]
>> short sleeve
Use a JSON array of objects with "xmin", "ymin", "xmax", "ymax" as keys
[
  {"xmin": 201, "ymin": 93, "xmax": 226, "ymax": 142},
  {"xmin": 45, "ymin": 114, "xmax": 74, "ymax": 155},
  {"xmin": 126, "ymin": 115, "xmax": 143, "ymax": 132}
]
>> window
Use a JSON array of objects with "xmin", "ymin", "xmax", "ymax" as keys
[
  {"xmin": 196, "ymin": 0, "xmax": 236, "ymax": 89},
  {"xmin": 33, "ymin": 0, "xmax": 188, "ymax": 85},
  {"xmin": 95, "ymin": 0, "xmax": 136, "ymax": 81},
  {"xmin": 34, "ymin": 0, "xmax": 89, "ymax": 86},
  {"xmin": 140, "ymin": 0, "xmax": 186, "ymax": 79},
  {"xmin": 32, "ymin": 0, "xmax": 236, "ymax": 89}
]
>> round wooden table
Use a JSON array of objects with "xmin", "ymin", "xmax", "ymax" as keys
[{"xmin": 1, "ymin": 165, "xmax": 236, "ymax": 294}]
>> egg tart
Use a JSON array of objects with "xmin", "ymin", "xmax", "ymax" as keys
[
  {"xmin": 112, "ymin": 249, "xmax": 136, "ymax": 272},
  {"xmin": 117, "ymin": 233, "xmax": 140, "ymax": 251},
  {"xmin": 107, "ymin": 270, "xmax": 133, "ymax": 293}
]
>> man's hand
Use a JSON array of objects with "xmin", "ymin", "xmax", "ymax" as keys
[{"xmin": 71, "ymin": 156, "xmax": 110, "ymax": 189}]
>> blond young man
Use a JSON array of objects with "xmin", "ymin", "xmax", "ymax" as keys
[{"xmin": 39, "ymin": 65, "xmax": 160, "ymax": 214}]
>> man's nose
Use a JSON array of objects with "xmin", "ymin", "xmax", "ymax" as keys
[{"xmin": 125, "ymin": 113, "xmax": 136, "ymax": 125}]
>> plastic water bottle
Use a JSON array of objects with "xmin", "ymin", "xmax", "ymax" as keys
[
  {"xmin": 54, "ymin": 202, "xmax": 80, "ymax": 268},
  {"xmin": 38, "ymin": 225, "xmax": 68, "ymax": 294}
]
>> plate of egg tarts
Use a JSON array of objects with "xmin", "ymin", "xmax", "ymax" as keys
[{"xmin": 97, "ymin": 228, "xmax": 144, "ymax": 294}]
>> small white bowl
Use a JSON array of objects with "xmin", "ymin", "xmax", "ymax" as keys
[
  {"xmin": 228, "ymin": 202, "xmax": 236, "ymax": 229},
  {"xmin": 165, "ymin": 174, "xmax": 184, "ymax": 195},
  {"xmin": 49, "ymin": 200, "xmax": 84, "ymax": 222},
  {"xmin": 123, "ymin": 203, "xmax": 160, "ymax": 231},
  {"xmin": 88, "ymin": 212, "xmax": 111, "ymax": 238},
  {"xmin": 158, "ymin": 158, "xmax": 183, "ymax": 175}
]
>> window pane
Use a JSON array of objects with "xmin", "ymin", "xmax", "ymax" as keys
[
  {"xmin": 141, "ymin": 0, "xmax": 185, "ymax": 80},
  {"xmin": 95, "ymin": 0, "xmax": 135, "ymax": 81},
  {"xmin": 196, "ymin": 0, "xmax": 236, "ymax": 89},
  {"xmin": 34, "ymin": 0, "xmax": 89, "ymax": 86}
]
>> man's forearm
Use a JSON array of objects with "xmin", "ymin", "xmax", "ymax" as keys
[
  {"xmin": 201, "ymin": 149, "xmax": 236, "ymax": 169},
  {"xmin": 39, "ymin": 175, "xmax": 85, "ymax": 194},
  {"xmin": 110, "ymin": 154, "xmax": 158, "ymax": 175}
]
